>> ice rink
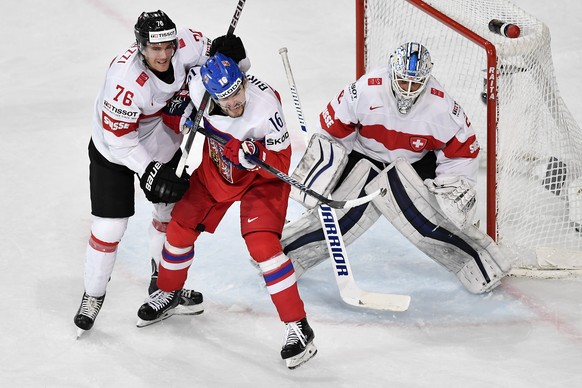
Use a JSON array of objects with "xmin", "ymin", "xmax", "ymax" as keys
[{"xmin": 1, "ymin": 0, "xmax": 582, "ymax": 386}]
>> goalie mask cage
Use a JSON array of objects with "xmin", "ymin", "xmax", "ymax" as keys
[{"xmin": 356, "ymin": 0, "xmax": 582, "ymax": 277}]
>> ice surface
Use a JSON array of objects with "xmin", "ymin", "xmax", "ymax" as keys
[{"xmin": 1, "ymin": 0, "xmax": 581, "ymax": 386}]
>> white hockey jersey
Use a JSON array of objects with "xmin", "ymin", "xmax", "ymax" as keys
[
  {"xmin": 318, "ymin": 66, "xmax": 480, "ymax": 184},
  {"xmin": 91, "ymin": 27, "xmax": 211, "ymax": 176}
]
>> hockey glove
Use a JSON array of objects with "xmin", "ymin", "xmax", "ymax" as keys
[
  {"xmin": 424, "ymin": 175, "xmax": 477, "ymax": 230},
  {"xmin": 209, "ymin": 34, "xmax": 247, "ymax": 63},
  {"xmin": 140, "ymin": 161, "xmax": 190, "ymax": 203},
  {"xmin": 222, "ymin": 138, "xmax": 265, "ymax": 171},
  {"xmin": 162, "ymin": 88, "xmax": 194, "ymax": 135}
]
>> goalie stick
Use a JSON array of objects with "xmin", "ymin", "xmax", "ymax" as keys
[
  {"xmin": 279, "ymin": 47, "xmax": 410, "ymax": 311},
  {"xmin": 186, "ymin": 121, "xmax": 384, "ymax": 209},
  {"xmin": 175, "ymin": 0, "xmax": 247, "ymax": 177}
]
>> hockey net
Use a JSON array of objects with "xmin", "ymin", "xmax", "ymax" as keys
[{"xmin": 356, "ymin": 0, "xmax": 582, "ymax": 277}]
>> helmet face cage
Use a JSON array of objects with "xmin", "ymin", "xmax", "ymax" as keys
[
  {"xmin": 200, "ymin": 53, "xmax": 244, "ymax": 100},
  {"xmin": 134, "ymin": 10, "xmax": 178, "ymax": 51},
  {"xmin": 389, "ymin": 42, "xmax": 433, "ymax": 113}
]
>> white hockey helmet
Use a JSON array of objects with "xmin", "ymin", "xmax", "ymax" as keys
[{"xmin": 389, "ymin": 42, "xmax": 433, "ymax": 114}]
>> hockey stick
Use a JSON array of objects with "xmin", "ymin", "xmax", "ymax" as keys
[
  {"xmin": 175, "ymin": 0, "xmax": 247, "ymax": 177},
  {"xmin": 187, "ymin": 122, "xmax": 384, "ymax": 209},
  {"xmin": 279, "ymin": 47, "xmax": 410, "ymax": 311}
]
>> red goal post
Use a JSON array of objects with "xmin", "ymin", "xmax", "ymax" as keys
[{"xmin": 355, "ymin": 0, "xmax": 582, "ymax": 276}]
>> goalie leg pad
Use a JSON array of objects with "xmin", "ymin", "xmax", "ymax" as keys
[
  {"xmin": 282, "ymin": 159, "xmax": 382, "ymax": 278},
  {"xmin": 289, "ymin": 133, "xmax": 348, "ymax": 208},
  {"xmin": 366, "ymin": 159, "xmax": 511, "ymax": 294}
]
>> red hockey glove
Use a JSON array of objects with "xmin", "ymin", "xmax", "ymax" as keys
[
  {"xmin": 222, "ymin": 138, "xmax": 265, "ymax": 171},
  {"xmin": 162, "ymin": 88, "xmax": 194, "ymax": 134}
]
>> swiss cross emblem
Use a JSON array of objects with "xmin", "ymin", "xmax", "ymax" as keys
[{"xmin": 410, "ymin": 136, "xmax": 427, "ymax": 151}]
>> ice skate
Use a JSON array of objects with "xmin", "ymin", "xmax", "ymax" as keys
[
  {"xmin": 74, "ymin": 292, "xmax": 105, "ymax": 338},
  {"xmin": 136, "ymin": 289, "xmax": 181, "ymax": 327},
  {"xmin": 281, "ymin": 317, "xmax": 317, "ymax": 369},
  {"xmin": 175, "ymin": 289, "xmax": 204, "ymax": 315},
  {"xmin": 148, "ymin": 259, "xmax": 204, "ymax": 316}
]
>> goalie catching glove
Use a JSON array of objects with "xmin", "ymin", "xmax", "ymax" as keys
[
  {"xmin": 222, "ymin": 138, "xmax": 266, "ymax": 171},
  {"xmin": 424, "ymin": 175, "xmax": 477, "ymax": 230},
  {"xmin": 140, "ymin": 161, "xmax": 190, "ymax": 203}
]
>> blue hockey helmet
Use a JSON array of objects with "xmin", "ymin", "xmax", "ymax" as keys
[{"xmin": 200, "ymin": 53, "xmax": 244, "ymax": 100}]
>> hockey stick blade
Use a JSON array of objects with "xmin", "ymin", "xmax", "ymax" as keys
[
  {"xmin": 336, "ymin": 187, "xmax": 387, "ymax": 208},
  {"xmin": 339, "ymin": 287, "xmax": 411, "ymax": 312}
]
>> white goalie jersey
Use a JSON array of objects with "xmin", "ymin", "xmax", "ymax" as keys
[{"xmin": 318, "ymin": 65, "xmax": 481, "ymax": 185}]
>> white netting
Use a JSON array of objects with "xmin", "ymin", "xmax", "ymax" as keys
[{"xmin": 362, "ymin": 0, "xmax": 582, "ymax": 273}]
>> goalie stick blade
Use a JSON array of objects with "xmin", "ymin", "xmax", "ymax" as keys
[{"xmin": 340, "ymin": 290, "xmax": 411, "ymax": 312}]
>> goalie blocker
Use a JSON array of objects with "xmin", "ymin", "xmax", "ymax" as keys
[{"xmin": 282, "ymin": 135, "xmax": 510, "ymax": 293}]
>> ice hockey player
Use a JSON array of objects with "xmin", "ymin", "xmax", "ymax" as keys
[
  {"xmin": 136, "ymin": 53, "xmax": 317, "ymax": 369},
  {"xmin": 281, "ymin": 42, "xmax": 510, "ymax": 295},
  {"xmin": 73, "ymin": 10, "xmax": 249, "ymax": 337}
]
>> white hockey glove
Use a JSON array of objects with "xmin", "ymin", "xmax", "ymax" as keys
[{"xmin": 424, "ymin": 175, "xmax": 477, "ymax": 230}]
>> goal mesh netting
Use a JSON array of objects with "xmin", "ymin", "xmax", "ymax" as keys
[{"xmin": 358, "ymin": 0, "xmax": 582, "ymax": 275}]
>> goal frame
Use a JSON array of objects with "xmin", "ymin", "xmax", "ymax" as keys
[{"xmin": 355, "ymin": 0, "xmax": 499, "ymax": 241}]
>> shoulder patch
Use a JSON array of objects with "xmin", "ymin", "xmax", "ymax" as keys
[
  {"xmin": 368, "ymin": 77, "xmax": 382, "ymax": 86},
  {"xmin": 178, "ymin": 38, "xmax": 186, "ymax": 49},
  {"xmin": 451, "ymin": 101, "xmax": 460, "ymax": 117},
  {"xmin": 136, "ymin": 72, "xmax": 149, "ymax": 87},
  {"xmin": 430, "ymin": 87, "xmax": 444, "ymax": 98}
]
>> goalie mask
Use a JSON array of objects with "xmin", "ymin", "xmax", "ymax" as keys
[{"xmin": 389, "ymin": 42, "xmax": 433, "ymax": 114}]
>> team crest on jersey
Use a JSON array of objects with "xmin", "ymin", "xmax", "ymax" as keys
[
  {"xmin": 209, "ymin": 139, "xmax": 234, "ymax": 183},
  {"xmin": 409, "ymin": 136, "xmax": 428, "ymax": 151},
  {"xmin": 136, "ymin": 72, "xmax": 149, "ymax": 86},
  {"xmin": 430, "ymin": 88, "xmax": 444, "ymax": 98},
  {"xmin": 179, "ymin": 38, "xmax": 186, "ymax": 49},
  {"xmin": 368, "ymin": 77, "xmax": 382, "ymax": 86}
]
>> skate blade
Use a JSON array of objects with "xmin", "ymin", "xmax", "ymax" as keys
[
  {"xmin": 136, "ymin": 309, "xmax": 176, "ymax": 328},
  {"xmin": 285, "ymin": 342, "xmax": 317, "ymax": 369},
  {"xmin": 76, "ymin": 328, "xmax": 87, "ymax": 339},
  {"xmin": 174, "ymin": 303, "xmax": 204, "ymax": 316}
]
